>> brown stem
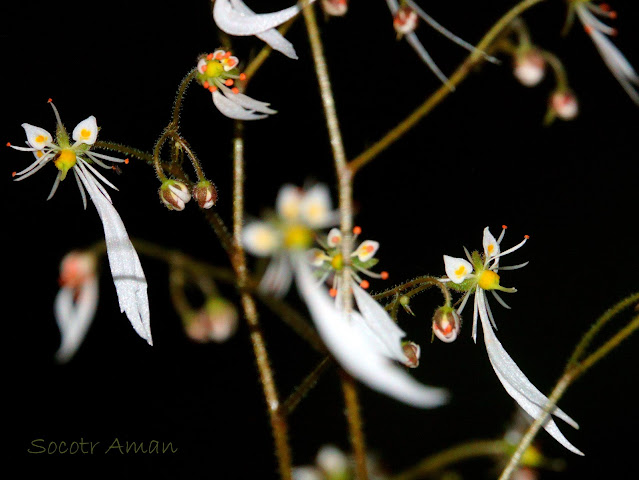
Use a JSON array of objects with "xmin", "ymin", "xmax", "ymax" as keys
[{"xmin": 340, "ymin": 372, "xmax": 369, "ymax": 480}]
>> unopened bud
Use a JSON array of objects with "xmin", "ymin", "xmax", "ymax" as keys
[
  {"xmin": 185, "ymin": 297, "xmax": 239, "ymax": 343},
  {"xmin": 432, "ymin": 306, "xmax": 461, "ymax": 343},
  {"xmin": 159, "ymin": 180, "xmax": 191, "ymax": 211},
  {"xmin": 399, "ymin": 295, "xmax": 415, "ymax": 316},
  {"xmin": 316, "ymin": 444, "xmax": 348, "ymax": 477},
  {"xmin": 393, "ymin": 6, "xmax": 418, "ymax": 36},
  {"xmin": 321, "ymin": 0, "xmax": 348, "ymax": 17},
  {"xmin": 192, "ymin": 180, "xmax": 218, "ymax": 209},
  {"xmin": 513, "ymin": 49, "xmax": 546, "ymax": 87},
  {"xmin": 549, "ymin": 91, "xmax": 578, "ymax": 120},
  {"xmin": 59, "ymin": 250, "xmax": 97, "ymax": 289},
  {"xmin": 402, "ymin": 341, "xmax": 421, "ymax": 368}
]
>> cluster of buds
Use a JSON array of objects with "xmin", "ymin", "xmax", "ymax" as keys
[
  {"xmin": 184, "ymin": 297, "xmax": 239, "ymax": 343},
  {"xmin": 431, "ymin": 305, "xmax": 462, "ymax": 343},
  {"xmin": 159, "ymin": 179, "xmax": 217, "ymax": 211}
]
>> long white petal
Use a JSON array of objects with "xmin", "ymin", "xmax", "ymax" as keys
[
  {"xmin": 350, "ymin": 280, "xmax": 408, "ymax": 363},
  {"xmin": 212, "ymin": 90, "xmax": 268, "ymax": 120},
  {"xmin": 293, "ymin": 255, "xmax": 448, "ymax": 408},
  {"xmin": 404, "ymin": 32, "xmax": 453, "ymax": 89},
  {"xmin": 214, "ymin": 0, "xmax": 305, "ymax": 36},
  {"xmin": 477, "ymin": 291, "xmax": 582, "ymax": 454},
  {"xmin": 75, "ymin": 167, "xmax": 152, "ymax": 345},
  {"xmin": 218, "ymin": 84, "xmax": 277, "ymax": 114},
  {"xmin": 259, "ymin": 254, "xmax": 293, "ymax": 298},
  {"xmin": 54, "ymin": 279, "xmax": 99, "ymax": 363}
]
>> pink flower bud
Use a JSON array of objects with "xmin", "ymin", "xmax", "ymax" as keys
[
  {"xmin": 550, "ymin": 91, "xmax": 578, "ymax": 120},
  {"xmin": 185, "ymin": 297, "xmax": 239, "ymax": 343},
  {"xmin": 159, "ymin": 180, "xmax": 191, "ymax": 211},
  {"xmin": 321, "ymin": 0, "xmax": 348, "ymax": 17},
  {"xmin": 513, "ymin": 50, "xmax": 546, "ymax": 87},
  {"xmin": 59, "ymin": 250, "xmax": 97, "ymax": 289},
  {"xmin": 432, "ymin": 307, "xmax": 461, "ymax": 343},
  {"xmin": 402, "ymin": 341, "xmax": 421, "ymax": 368},
  {"xmin": 393, "ymin": 6, "xmax": 418, "ymax": 36},
  {"xmin": 192, "ymin": 180, "xmax": 218, "ymax": 209}
]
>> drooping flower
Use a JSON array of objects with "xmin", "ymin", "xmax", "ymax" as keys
[
  {"xmin": 321, "ymin": 0, "xmax": 348, "ymax": 17},
  {"xmin": 513, "ymin": 48, "xmax": 546, "ymax": 87},
  {"xmin": 242, "ymin": 183, "xmax": 339, "ymax": 297},
  {"xmin": 196, "ymin": 50, "xmax": 277, "ymax": 120},
  {"xmin": 548, "ymin": 90, "xmax": 579, "ymax": 121},
  {"xmin": 184, "ymin": 297, "xmax": 239, "ymax": 343},
  {"xmin": 159, "ymin": 179, "xmax": 191, "ymax": 211},
  {"xmin": 441, "ymin": 226, "xmax": 583, "ymax": 455},
  {"xmin": 54, "ymin": 250, "xmax": 99, "ymax": 363},
  {"xmin": 213, "ymin": 0, "xmax": 315, "ymax": 59},
  {"xmin": 9, "ymin": 101, "xmax": 152, "ymax": 346},
  {"xmin": 567, "ymin": 1, "xmax": 639, "ymax": 104},
  {"xmin": 385, "ymin": 0, "xmax": 497, "ymax": 87}
]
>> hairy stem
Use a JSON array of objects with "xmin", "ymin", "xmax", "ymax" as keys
[
  {"xmin": 340, "ymin": 373, "xmax": 369, "ymax": 480},
  {"xmin": 280, "ymin": 356, "xmax": 333, "ymax": 416}
]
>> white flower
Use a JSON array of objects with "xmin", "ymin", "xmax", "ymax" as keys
[
  {"xmin": 441, "ymin": 226, "xmax": 583, "ymax": 455},
  {"xmin": 513, "ymin": 49, "xmax": 546, "ymax": 87},
  {"xmin": 572, "ymin": 1, "xmax": 639, "ymax": 104},
  {"xmin": 9, "ymin": 101, "xmax": 152, "ymax": 346},
  {"xmin": 196, "ymin": 50, "xmax": 277, "ymax": 120},
  {"xmin": 54, "ymin": 251, "xmax": 99, "ymax": 363},
  {"xmin": 242, "ymin": 183, "xmax": 339, "ymax": 297},
  {"xmin": 293, "ymin": 253, "xmax": 448, "ymax": 407},
  {"xmin": 321, "ymin": 0, "xmax": 348, "ymax": 17},
  {"xmin": 385, "ymin": 0, "xmax": 497, "ymax": 87},
  {"xmin": 213, "ymin": 0, "xmax": 315, "ymax": 59}
]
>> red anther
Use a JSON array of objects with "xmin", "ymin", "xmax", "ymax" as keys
[
  {"xmin": 206, "ymin": 53, "xmax": 214, "ymax": 60},
  {"xmin": 329, "ymin": 288, "xmax": 338, "ymax": 297},
  {"xmin": 353, "ymin": 226, "xmax": 362, "ymax": 235},
  {"xmin": 215, "ymin": 52, "xmax": 224, "ymax": 60},
  {"xmin": 124, "ymin": 159, "xmax": 130, "ymax": 164},
  {"xmin": 584, "ymin": 25, "xmax": 594, "ymax": 34},
  {"xmin": 524, "ymin": 234, "xmax": 530, "ymax": 240},
  {"xmin": 380, "ymin": 271, "xmax": 389, "ymax": 280},
  {"xmin": 203, "ymin": 81, "xmax": 210, "ymax": 89},
  {"xmin": 502, "ymin": 224, "xmax": 508, "ymax": 230},
  {"xmin": 223, "ymin": 51, "xmax": 231, "ymax": 58},
  {"xmin": 360, "ymin": 280, "xmax": 370, "ymax": 289},
  {"xmin": 239, "ymin": 73, "xmax": 247, "ymax": 81},
  {"xmin": 231, "ymin": 87, "xmax": 239, "ymax": 94},
  {"xmin": 609, "ymin": 11, "xmax": 617, "ymax": 19},
  {"xmin": 6, "ymin": 142, "xmax": 11, "ymax": 147},
  {"xmin": 11, "ymin": 171, "xmax": 17, "ymax": 177},
  {"xmin": 599, "ymin": 3, "xmax": 611, "ymax": 12},
  {"xmin": 209, "ymin": 86, "xmax": 217, "ymax": 93},
  {"xmin": 225, "ymin": 79, "xmax": 234, "ymax": 86},
  {"xmin": 47, "ymin": 98, "xmax": 53, "ymax": 103}
]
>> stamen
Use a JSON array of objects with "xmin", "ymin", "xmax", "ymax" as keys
[
  {"xmin": 6, "ymin": 142, "xmax": 11, "ymax": 147},
  {"xmin": 209, "ymin": 86, "xmax": 218, "ymax": 93},
  {"xmin": 207, "ymin": 53, "xmax": 214, "ymax": 60},
  {"xmin": 599, "ymin": 3, "xmax": 611, "ymax": 12},
  {"xmin": 380, "ymin": 271, "xmax": 389, "ymax": 280},
  {"xmin": 329, "ymin": 288, "xmax": 338, "ymax": 297},
  {"xmin": 203, "ymin": 81, "xmax": 210, "ymax": 89},
  {"xmin": 239, "ymin": 73, "xmax": 247, "ymax": 81},
  {"xmin": 124, "ymin": 159, "xmax": 129, "ymax": 164},
  {"xmin": 359, "ymin": 280, "xmax": 370, "ymax": 289},
  {"xmin": 584, "ymin": 24, "xmax": 594, "ymax": 34},
  {"xmin": 224, "ymin": 51, "xmax": 231, "ymax": 58},
  {"xmin": 524, "ymin": 234, "xmax": 530, "ymax": 239},
  {"xmin": 11, "ymin": 171, "xmax": 16, "ymax": 177},
  {"xmin": 353, "ymin": 226, "xmax": 362, "ymax": 235},
  {"xmin": 225, "ymin": 79, "xmax": 234, "ymax": 86},
  {"xmin": 231, "ymin": 87, "xmax": 239, "ymax": 94}
]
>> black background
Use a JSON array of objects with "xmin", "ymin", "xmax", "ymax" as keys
[{"xmin": 3, "ymin": 0, "xmax": 639, "ymax": 478}]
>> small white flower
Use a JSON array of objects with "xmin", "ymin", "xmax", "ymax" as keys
[
  {"xmin": 213, "ymin": 0, "xmax": 315, "ymax": 59},
  {"xmin": 571, "ymin": 1, "xmax": 639, "ymax": 104},
  {"xmin": 513, "ymin": 49, "xmax": 546, "ymax": 87},
  {"xmin": 9, "ymin": 101, "xmax": 152, "ymax": 346},
  {"xmin": 385, "ymin": 0, "xmax": 498, "ymax": 87},
  {"xmin": 321, "ymin": 0, "xmax": 348, "ymax": 17},
  {"xmin": 196, "ymin": 51, "xmax": 277, "ymax": 120},
  {"xmin": 441, "ymin": 226, "xmax": 583, "ymax": 455},
  {"xmin": 550, "ymin": 90, "xmax": 579, "ymax": 120}
]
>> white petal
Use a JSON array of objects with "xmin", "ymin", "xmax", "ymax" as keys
[
  {"xmin": 276, "ymin": 184, "xmax": 303, "ymax": 221},
  {"xmin": 477, "ymin": 291, "xmax": 583, "ymax": 454},
  {"xmin": 72, "ymin": 116, "xmax": 99, "ymax": 145},
  {"xmin": 212, "ymin": 90, "xmax": 268, "ymax": 120},
  {"xmin": 214, "ymin": 0, "xmax": 306, "ymax": 36},
  {"xmin": 242, "ymin": 221, "xmax": 281, "ymax": 257},
  {"xmin": 75, "ymin": 167, "xmax": 152, "ymax": 345},
  {"xmin": 257, "ymin": 28, "xmax": 298, "ymax": 59},
  {"xmin": 353, "ymin": 240, "xmax": 379, "ymax": 262},
  {"xmin": 404, "ymin": 32, "xmax": 453, "ymax": 89},
  {"xmin": 21, "ymin": 123, "xmax": 53, "ymax": 150},
  {"xmin": 327, "ymin": 228, "xmax": 342, "ymax": 248},
  {"xmin": 443, "ymin": 255, "xmax": 473, "ymax": 283},
  {"xmin": 351, "ymin": 280, "xmax": 408, "ymax": 363},
  {"xmin": 300, "ymin": 184, "xmax": 337, "ymax": 229},
  {"xmin": 218, "ymin": 84, "xmax": 277, "ymax": 114},
  {"xmin": 259, "ymin": 254, "xmax": 293, "ymax": 297},
  {"xmin": 54, "ymin": 278, "xmax": 99, "ymax": 363},
  {"xmin": 483, "ymin": 226, "xmax": 500, "ymax": 260},
  {"xmin": 293, "ymin": 255, "xmax": 448, "ymax": 408}
]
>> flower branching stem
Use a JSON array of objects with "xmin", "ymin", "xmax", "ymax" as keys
[{"xmin": 347, "ymin": 0, "xmax": 548, "ymax": 175}]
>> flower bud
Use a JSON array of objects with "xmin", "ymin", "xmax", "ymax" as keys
[
  {"xmin": 432, "ymin": 306, "xmax": 461, "ymax": 343},
  {"xmin": 185, "ymin": 297, "xmax": 239, "ymax": 343},
  {"xmin": 402, "ymin": 341, "xmax": 421, "ymax": 368},
  {"xmin": 513, "ymin": 49, "xmax": 546, "ymax": 87},
  {"xmin": 393, "ymin": 6, "xmax": 418, "ymax": 36},
  {"xmin": 159, "ymin": 180, "xmax": 191, "ymax": 211},
  {"xmin": 549, "ymin": 91, "xmax": 578, "ymax": 120},
  {"xmin": 316, "ymin": 445, "xmax": 348, "ymax": 478},
  {"xmin": 192, "ymin": 180, "xmax": 218, "ymax": 209},
  {"xmin": 321, "ymin": 0, "xmax": 348, "ymax": 17},
  {"xmin": 59, "ymin": 250, "xmax": 97, "ymax": 289}
]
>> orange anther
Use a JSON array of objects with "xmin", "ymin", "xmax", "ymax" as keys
[
  {"xmin": 239, "ymin": 73, "xmax": 247, "ymax": 81},
  {"xmin": 353, "ymin": 226, "xmax": 362, "ymax": 235},
  {"xmin": 11, "ymin": 171, "xmax": 16, "ymax": 177},
  {"xmin": 329, "ymin": 288, "xmax": 338, "ymax": 297},
  {"xmin": 47, "ymin": 98, "xmax": 53, "ymax": 103},
  {"xmin": 207, "ymin": 53, "xmax": 214, "ymax": 60},
  {"xmin": 231, "ymin": 87, "xmax": 239, "ymax": 94},
  {"xmin": 215, "ymin": 52, "xmax": 224, "ymax": 60},
  {"xmin": 609, "ymin": 11, "xmax": 617, "ymax": 19},
  {"xmin": 224, "ymin": 51, "xmax": 231, "ymax": 58},
  {"xmin": 380, "ymin": 271, "xmax": 389, "ymax": 280},
  {"xmin": 225, "ymin": 79, "xmax": 234, "ymax": 86},
  {"xmin": 6, "ymin": 142, "xmax": 11, "ymax": 147},
  {"xmin": 599, "ymin": 3, "xmax": 611, "ymax": 12},
  {"xmin": 611, "ymin": 27, "xmax": 618, "ymax": 37},
  {"xmin": 360, "ymin": 280, "xmax": 370, "ymax": 289},
  {"xmin": 209, "ymin": 86, "xmax": 217, "ymax": 93},
  {"xmin": 524, "ymin": 234, "xmax": 530, "ymax": 240},
  {"xmin": 584, "ymin": 25, "xmax": 594, "ymax": 34},
  {"xmin": 502, "ymin": 224, "xmax": 508, "ymax": 229},
  {"xmin": 124, "ymin": 159, "xmax": 129, "ymax": 164},
  {"xmin": 203, "ymin": 81, "xmax": 210, "ymax": 89}
]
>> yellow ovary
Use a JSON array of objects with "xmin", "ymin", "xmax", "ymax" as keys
[
  {"xmin": 478, "ymin": 270, "xmax": 500, "ymax": 290},
  {"xmin": 331, "ymin": 253, "xmax": 344, "ymax": 271},
  {"xmin": 205, "ymin": 61, "xmax": 224, "ymax": 78}
]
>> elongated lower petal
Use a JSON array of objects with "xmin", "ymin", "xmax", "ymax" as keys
[
  {"xmin": 404, "ymin": 32, "xmax": 453, "ymax": 89},
  {"xmin": 477, "ymin": 291, "xmax": 582, "ymax": 455},
  {"xmin": 75, "ymin": 167, "xmax": 153, "ymax": 345},
  {"xmin": 218, "ymin": 84, "xmax": 277, "ymax": 114},
  {"xmin": 214, "ymin": 0, "xmax": 304, "ymax": 36},
  {"xmin": 259, "ymin": 254, "xmax": 293, "ymax": 298},
  {"xmin": 293, "ymin": 255, "xmax": 448, "ymax": 407},
  {"xmin": 212, "ymin": 90, "xmax": 269, "ymax": 120},
  {"xmin": 54, "ymin": 278, "xmax": 99, "ymax": 363}
]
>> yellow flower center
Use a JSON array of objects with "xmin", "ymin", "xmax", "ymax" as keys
[
  {"xmin": 205, "ymin": 61, "xmax": 224, "ymax": 78},
  {"xmin": 331, "ymin": 253, "xmax": 344, "ymax": 271},
  {"xmin": 54, "ymin": 149, "xmax": 77, "ymax": 179},
  {"xmin": 283, "ymin": 224, "xmax": 312, "ymax": 250},
  {"xmin": 478, "ymin": 269, "xmax": 501, "ymax": 290}
]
